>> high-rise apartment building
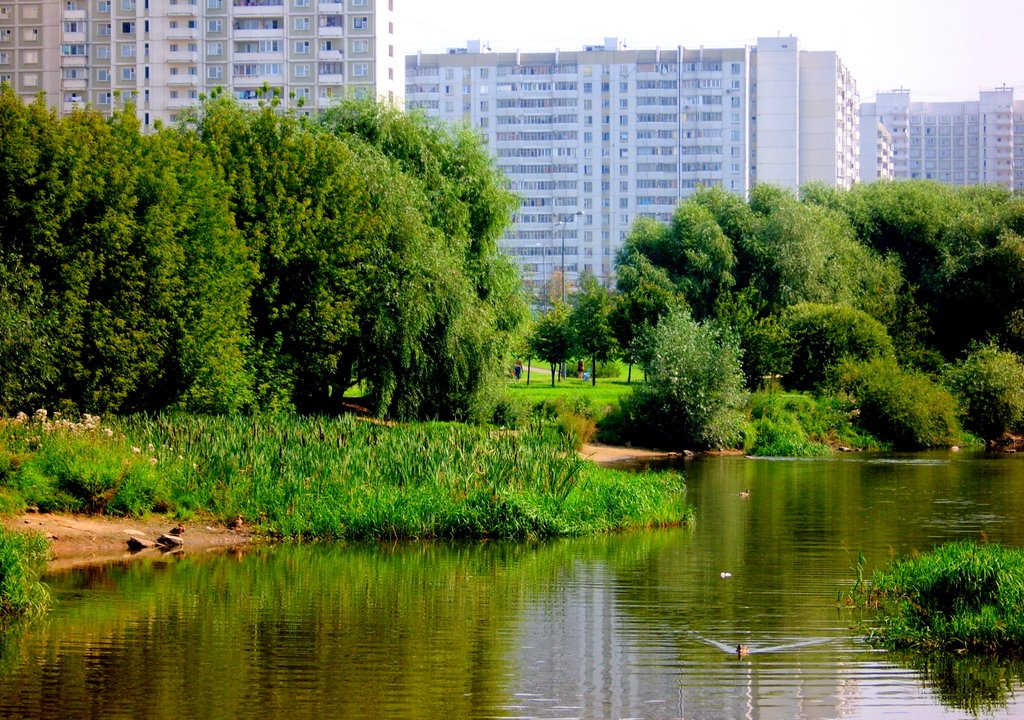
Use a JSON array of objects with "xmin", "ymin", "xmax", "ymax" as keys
[
  {"xmin": 860, "ymin": 87, "xmax": 1024, "ymax": 190},
  {"xmin": 406, "ymin": 36, "xmax": 859, "ymax": 290},
  {"xmin": 0, "ymin": 0, "xmax": 401, "ymax": 128}
]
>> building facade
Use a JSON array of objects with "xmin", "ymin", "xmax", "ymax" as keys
[
  {"xmin": 0, "ymin": 0, "xmax": 402, "ymax": 127},
  {"xmin": 860, "ymin": 87, "xmax": 1024, "ymax": 190},
  {"xmin": 406, "ymin": 36, "xmax": 859, "ymax": 291}
]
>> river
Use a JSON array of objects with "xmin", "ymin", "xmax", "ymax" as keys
[{"xmin": 2, "ymin": 450, "xmax": 1024, "ymax": 719}]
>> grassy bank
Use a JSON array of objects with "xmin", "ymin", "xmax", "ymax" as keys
[
  {"xmin": 0, "ymin": 526, "xmax": 50, "ymax": 618},
  {"xmin": 864, "ymin": 541, "xmax": 1024, "ymax": 654},
  {"xmin": 0, "ymin": 412, "xmax": 691, "ymax": 542}
]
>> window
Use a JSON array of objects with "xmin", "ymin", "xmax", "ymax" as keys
[
  {"xmin": 120, "ymin": 67, "xmax": 135, "ymax": 80},
  {"xmin": 352, "ymin": 39, "xmax": 368, "ymax": 53},
  {"xmin": 22, "ymin": 49, "xmax": 39, "ymax": 63},
  {"xmin": 208, "ymin": 42, "xmax": 222, "ymax": 56},
  {"xmin": 207, "ymin": 65, "xmax": 222, "ymax": 79},
  {"xmin": 98, "ymin": 92, "xmax": 112, "ymax": 105},
  {"xmin": 293, "ymin": 17, "xmax": 309, "ymax": 30},
  {"xmin": 120, "ymin": 43, "xmax": 134, "ymax": 57},
  {"xmin": 352, "ymin": 0, "xmax": 366, "ymax": 4},
  {"xmin": 23, "ymin": 28, "xmax": 39, "ymax": 42},
  {"xmin": 96, "ymin": 45, "xmax": 110, "ymax": 58},
  {"xmin": 120, "ymin": 0, "xmax": 134, "ymax": 9},
  {"xmin": 294, "ymin": 0, "xmax": 308, "ymax": 6},
  {"xmin": 121, "ymin": 21, "xmax": 135, "ymax": 34},
  {"xmin": 60, "ymin": 44, "xmax": 86, "ymax": 56},
  {"xmin": 98, "ymin": 22, "xmax": 111, "ymax": 36},
  {"xmin": 295, "ymin": 64, "xmax": 309, "ymax": 77},
  {"xmin": 206, "ymin": 0, "xmax": 221, "ymax": 7},
  {"xmin": 294, "ymin": 40, "xmax": 309, "ymax": 54},
  {"xmin": 352, "ymin": 62, "xmax": 368, "ymax": 77},
  {"xmin": 207, "ymin": 19, "xmax": 222, "ymax": 32},
  {"xmin": 97, "ymin": 0, "xmax": 110, "ymax": 9},
  {"xmin": 352, "ymin": 16, "xmax": 367, "ymax": 29}
]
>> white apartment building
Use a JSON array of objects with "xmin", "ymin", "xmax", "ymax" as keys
[
  {"xmin": 406, "ymin": 36, "xmax": 859, "ymax": 291},
  {"xmin": 0, "ymin": 0, "xmax": 401, "ymax": 128},
  {"xmin": 859, "ymin": 118, "xmax": 894, "ymax": 181},
  {"xmin": 860, "ymin": 87, "xmax": 1024, "ymax": 190}
]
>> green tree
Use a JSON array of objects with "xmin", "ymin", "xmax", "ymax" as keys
[
  {"xmin": 782, "ymin": 302, "xmax": 895, "ymax": 391},
  {"xmin": 945, "ymin": 343, "xmax": 1024, "ymax": 442},
  {"xmin": 529, "ymin": 303, "xmax": 573, "ymax": 387},
  {"xmin": 621, "ymin": 306, "xmax": 747, "ymax": 450},
  {"xmin": 610, "ymin": 250, "xmax": 676, "ymax": 383},
  {"xmin": 569, "ymin": 274, "xmax": 618, "ymax": 385}
]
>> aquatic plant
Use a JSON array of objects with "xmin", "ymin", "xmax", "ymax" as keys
[
  {"xmin": 0, "ymin": 412, "xmax": 690, "ymax": 541},
  {"xmin": 0, "ymin": 526, "xmax": 50, "ymax": 617},
  {"xmin": 865, "ymin": 541, "xmax": 1024, "ymax": 654}
]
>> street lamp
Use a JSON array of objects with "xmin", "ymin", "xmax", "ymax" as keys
[{"xmin": 554, "ymin": 210, "xmax": 583, "ymax": 304}]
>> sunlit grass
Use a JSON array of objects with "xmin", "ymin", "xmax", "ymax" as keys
[
  {"xmin": 865, "ymin": 541, "xmax": 1024, "ymax": 654},
  {"xmin": 0, "ymin": 412, "xmax": 691, "ymax": 542}
]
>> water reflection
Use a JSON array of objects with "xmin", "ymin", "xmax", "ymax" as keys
[{"xmin": 1, "ymin": 452, "xmax": 1023, "ymax": 718}]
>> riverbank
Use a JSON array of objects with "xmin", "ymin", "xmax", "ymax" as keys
[
  {"xmin": 2, "ymin": 438, "xmax": 687, "ymax": 570},
  {"xmin": 7, "ymin": 511, "xmax": 253, "ymax": 571}
]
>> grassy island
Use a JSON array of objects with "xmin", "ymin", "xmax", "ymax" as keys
[{"xmin": 865, "ymin": 541, "xmax": 1024, "ymax": 654}]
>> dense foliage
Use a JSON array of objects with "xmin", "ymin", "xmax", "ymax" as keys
[
  {"xmin": 0, "ymin": 525, "xmax": 50, "ymax": 618},
  {"xmin": 0, "ymin": 87, "xmax": 526, "ymax": 421},
  {"xmin": 614, "ymin": 307, "xmax": 747, "ymax": 450},
  {"xmin": 609, "ymin": 181, "xmax": 1024, "ymax": 450}
]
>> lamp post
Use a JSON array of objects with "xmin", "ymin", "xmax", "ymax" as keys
[{"xmin": 555, "ymin": 210, "xmax": 584, "ymax": 305}]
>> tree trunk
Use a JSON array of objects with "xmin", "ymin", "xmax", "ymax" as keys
[
  {"xmin": 591, "ymin": 355, "xmax": 597, "ymax": 386},
  {"xmin": 627, "ymin": 362, "xmax": 633, "ymax": 384},
  {"xmin": 550, "ymin": 364, "xmax": 556, "ymax": 387}
]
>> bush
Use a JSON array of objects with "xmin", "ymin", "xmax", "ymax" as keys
[
  {"xmin": 745, "ymin": 391, "xmax": 880, "ymax": 455},
  {"xmin": 783, "ymin": 303, "xmax": 895, "ymax": 391},
  {"xmin": 620, "ymin": 307, "xmax": 747, "ymax": 450},
  {"xmin": 837, "ymin": 357, "xmax": 961, "ymax": 449},
  {"xmin": 0, "ymin": 526, "xmax": 50, "ymax": 618},
  {"xmin": 945, "ymin": 344, "xmax": 1024, "ymax": 441}
]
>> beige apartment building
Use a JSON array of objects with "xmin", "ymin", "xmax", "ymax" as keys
[
  {"xmin": 0, "ymin": 0, "xmax": 401, "ymax": 127},
  {"xmin": 860, "ymin": 86, "xmax": 1024, "ymax": 190},
  {"xmin": 406, "ymin": 36, "xmax": 860, "ymax": 289}
]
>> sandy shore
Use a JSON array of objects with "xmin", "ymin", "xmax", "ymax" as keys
[{"xmin": 6, "ymin": 512, "xmax": 253, "ymax": 572}]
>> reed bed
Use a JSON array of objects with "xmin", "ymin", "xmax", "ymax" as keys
[
  {"xmin": 0, "ymin": 412, "xmax": 690, "ymax": 541},
  {"xmin": 866, "ymin": 541, "xmax": 1024, "ymax": 654}
]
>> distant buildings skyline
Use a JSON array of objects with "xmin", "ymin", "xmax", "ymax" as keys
[{"xmin": 406, "ymin": 36, "xmax": 861, "ymax": 290}]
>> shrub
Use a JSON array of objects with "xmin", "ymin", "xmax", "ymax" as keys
[
  {"xmin": 783, "ymin": 302, "xmax": 895, "ymax": 391},
  {"xmin": 0, "ymin": 526, "xmax": 50, "ymax": 618},
  {"xmin": 837, "ymin": 357, "xmax": 961, "ymax": 449},
  {"xmin": 945, "ymin": 343, "xmax": 1024, "ymax": 441},
  {"xmin": 620, "ymin": 307, "xmax": 747, "ymax": 450}
]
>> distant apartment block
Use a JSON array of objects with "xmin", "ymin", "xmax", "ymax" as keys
[
  {"xmin": 860, "ymin": 87, "xmax": 1024, "ymax": 190},
  {"xmin": 406, "ymin": 36, "xmax": 859, "ymax": 290},
  {"xmin": 0, "ymin": 0, "xmax": 401, "ymax": 128}
]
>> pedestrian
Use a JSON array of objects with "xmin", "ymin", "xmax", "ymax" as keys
[
  {"xmin": 577, "ymin": 359, "xmax": 585, "ymax": 380},
  {"xmin": 514, "ymin": 359, "xmax": 523, "ymax": 382}
]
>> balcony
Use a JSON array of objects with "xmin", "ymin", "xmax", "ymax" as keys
[
  {"xmin": 62, "ymin": 78, "xmax": 87, "ymax": 90},
  {"xmin": 166, "ymin": 74, "xmax": 200, "ymax": 85},
  {"xmin": 167, "ymin": 50, "xmax": 199, "ymax": 63},
  {"xmin": 166, "ymin": 3, "xmax": 199, "ymax": 15},
  {"xmin": 166, "ymin": 27, "xmax": 199, "ymax": 40},
  {"xmin": 62, "ymin": 8, "xmax": 87, "ymax": 19},
  {"xmin": 60, "ymin": 55, "xmax": 88, "ymax": 67}
]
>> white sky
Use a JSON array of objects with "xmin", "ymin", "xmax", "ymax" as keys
[{"xmin": 401, "ymin": 0, "xmax": 1024, "ymax": 102}]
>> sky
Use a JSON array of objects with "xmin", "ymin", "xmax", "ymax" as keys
[{"xmin": 402, "ymin": 0, "xmax": 1024, "ymax": 102}]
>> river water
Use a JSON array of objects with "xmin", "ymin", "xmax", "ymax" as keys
[{"xmin": 3, "ymin": 450, "xmax": 1024, "ymax": 719}]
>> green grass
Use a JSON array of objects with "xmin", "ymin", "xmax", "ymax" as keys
[
  {"xmin": 505, "ymin": 363, "xmax": 637, "ymax": 408},
  {"xmin": 0, "ymin": 526, "xmax": 50, "ymax": 618},
  {"xmin": 864, "ymin": 541, "xmax": 1024, "ymax": 654},
  {"xmin": 0, "ymin": 412, "xmax": 692, "ymax": 542}
]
